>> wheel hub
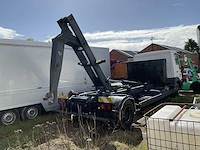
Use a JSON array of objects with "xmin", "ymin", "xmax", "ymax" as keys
[
  {"xmin": 2, "ymin": 112, "xmax": 16, "ymax": 125},
  {"xmin": 27, "ymin": 107, "xmax": 38, "ymax": 119}
]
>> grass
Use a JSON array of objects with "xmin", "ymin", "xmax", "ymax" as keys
[
  {"xmin": 0, "ymin": 111, "xmax": 145, "ymax": 149},
  {"xmin": 0, "ymin": 112, "xmax": 59, "ymax": 149},
  {"xmin": 0, "ymin": 92, "xmax": 197, "ymax": 149},
  {"xmin": 0, "ymin": 112, "xmax": 58, "ymax": 135},
  {"xmin": 168, "ymin": 92, "xmax": 197, "ymax": 103}
]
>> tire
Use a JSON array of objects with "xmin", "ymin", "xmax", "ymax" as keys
[
  {"xmin": 0, "ymin": 109, "xmax": 20, "ymax": 125},
  {"xmin": 119, "ymin": 100, "xmax": 134, "ymax": 130},
  {"xmin": 193, "ymin": 83, "xmax": 200, "ymax": 94},
  {"xmin": 21, "ymin": 105, "xmax": 41, "ymax": 120},
  {"xmin": 175, "ymin": 82, "xmax": 180, "ymax": 90}
]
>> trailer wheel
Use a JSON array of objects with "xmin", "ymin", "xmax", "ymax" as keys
[
  {"xmin": 0, "ymin": 109, "xmax": 20, "ymax": 125},
  {"xmin": 119, "ymin": 100, "xmax": 134, "ymax": 130},
  {"xmin": 21, "ymin": 105, "xmax": 41, "ymax": 120}
]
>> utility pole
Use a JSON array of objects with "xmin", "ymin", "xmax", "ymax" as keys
[
  {"xmin": 151, "ymin": 37, "xmax": 154, "ymax": 44},
  {"xmin": 197, "ymin": 25, "xmax": 200, "ymax": 48},
  {"xmin": 151, "ymin": 37, "xmax": 154, "ymax": 51}
]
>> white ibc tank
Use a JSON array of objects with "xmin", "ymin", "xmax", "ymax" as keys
[{"xmin": 147, "ymin": 105, "xmax": 200, "ymax": 150}]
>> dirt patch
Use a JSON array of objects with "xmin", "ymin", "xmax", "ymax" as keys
[
  {"xmin": 29, "ymin": 119, "xmax": 145, "ymax": 150},
  {"xmin": 33, "ymin": 135, "xmax": 82, "ymax": 150}
]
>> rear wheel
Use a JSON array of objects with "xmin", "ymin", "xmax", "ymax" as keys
[
  {"xmin": 193, "ymin": 83, "xmax": 200, "ymax": 94},
  {"xmin": 0, "ymin": 109, "xmax": 20, "ymax": 125},
  {"xmin": 21, "ymin": 105, "xmax": 41, "ymax": 120},
  {"xmin": 119, "ymin": 100, "xmax": 134, "ymax": 130}
]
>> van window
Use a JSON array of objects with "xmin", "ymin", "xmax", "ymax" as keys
[{"xmin": 174, "ymin": 54, "xmax": 179, "ymax": 65}]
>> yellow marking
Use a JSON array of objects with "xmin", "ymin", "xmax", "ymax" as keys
[
  {"xmin": 98, "ymin": 96, "xmax": 114, "ymax": 103},
  {"xmin": 64, "ymin": 94, "xmax": 68, "ymax": 99},
  {"xmin": 58, "ymin": 93, "xmax": 68, "ymax": 99},
  {"xmin": 98, "ymin": 97, "xmax": 104, "ymax": 102},
  {"xmin": 58, "ymin": 93, "xmax": 62, "ymax": 98},
  {"xmin": 106, "ymin": 97, "xmax": 114, "ymax": 103}
]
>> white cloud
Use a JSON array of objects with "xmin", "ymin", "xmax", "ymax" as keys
[
  {"xmin": 45, "ymin": 24, "xmax": 198, "ymax": 52},
  {"xmin": 173, "ymin": 3, "xmax": 185, "ymax": 7},
  {"xmin": 0, "ymin": 26, "xmax": 23, "ymax": 39},
  {"xmin": 85, "ymin": 25, "xmax": 198, "ymax": 51}
]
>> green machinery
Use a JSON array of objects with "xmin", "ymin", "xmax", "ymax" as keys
[{"xmin": 179, "ymin": 56, "xmax": 200, "ymax": 93}]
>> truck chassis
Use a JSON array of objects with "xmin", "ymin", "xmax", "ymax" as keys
[{"xmin": 44, "ymin": 14, "xmax": 178, "ymax": 129}]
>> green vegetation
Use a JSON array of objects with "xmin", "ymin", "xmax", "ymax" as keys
[
  {"xmin": 168, "ymin": 93, "xmax": 196, "ymax": 103},
  {"xmin": 0, "ymin": 93, "xmax": 197, "ymax": 149},
  {"xmin": 0, "ymin": 112, "xmax": 145, "ymax": 149},
  {"xmin": 0, "ymin": 112, "xmax": 59, "ymax": 149},
  {"xmin": 184, "ymin": 38, "xmax": 199, "ymax": 53}
]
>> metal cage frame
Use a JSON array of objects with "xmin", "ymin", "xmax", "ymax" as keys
[{"xmin": 144, "ymin": 103, "xmax": 200, "ymax": 150}]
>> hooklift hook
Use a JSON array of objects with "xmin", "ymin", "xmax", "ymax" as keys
[{"xmin": 43, "ymin": 92, "xmax": 55, "ymax": 105}]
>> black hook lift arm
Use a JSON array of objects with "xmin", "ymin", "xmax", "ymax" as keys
[{"xmin": 44, "ymin": 14, "xmax": 112, "ymax": 101}]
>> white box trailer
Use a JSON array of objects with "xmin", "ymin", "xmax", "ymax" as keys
[{"xmin": 0, "ymin": 38, "xmax": 110, "ymax": 125}]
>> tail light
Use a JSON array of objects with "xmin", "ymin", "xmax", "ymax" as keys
[{"xmin": 98, "ymin": 104, "xmax": 111, "ymax": 111}]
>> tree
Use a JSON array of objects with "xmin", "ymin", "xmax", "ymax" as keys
[{"xmin": 184, "ymin": 38, "xmax": 199, "ymax": 53}]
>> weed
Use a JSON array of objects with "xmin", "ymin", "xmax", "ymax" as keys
[
  {"xmin": 1, "ymin": 107, "xmax": 145, "ymax": 150},
  {"xmin": 168, "ymin": 93, "xmax": 194, "ymax": 103}
]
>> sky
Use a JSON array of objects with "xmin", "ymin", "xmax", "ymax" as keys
[{"xmin": 0, "ymin": 0, "xmax": 200, "ymax": 51}]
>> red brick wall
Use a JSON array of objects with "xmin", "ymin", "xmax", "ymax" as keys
[
  {"xmin": 110, "ymin": 50, "xmax": 130, "ymax": 62},
  {"xmin": 140, "ymin": 44, "xmax": 200, "ymax": 67},
  {"xmin": 111, "ymin": 63, "xmax": 127, "ymax": 79},
  {"xmin": 182, "ymin": 54, "xmax": 200, "ymax": 66}
]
